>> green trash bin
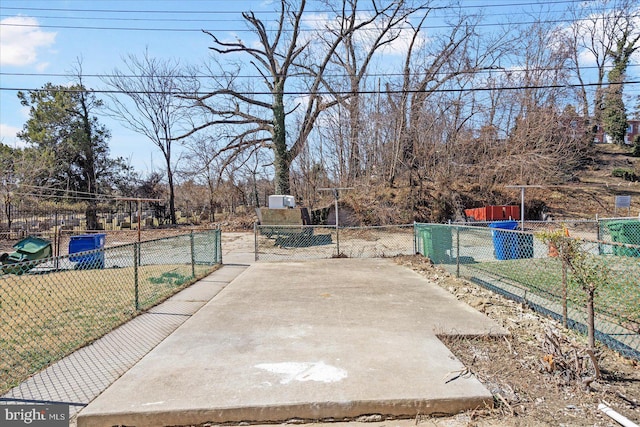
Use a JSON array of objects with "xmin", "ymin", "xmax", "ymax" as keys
[
  {"xmin": 419, "ymin": 225, "xmax": 452, "ymax": 263},
  {"xmin": 0, "ymin": 236, "xmax": 52, "ymax": 274},
  {"xmin": 605, "ymin": 220, "xmax": 640, "ymax": 257}
]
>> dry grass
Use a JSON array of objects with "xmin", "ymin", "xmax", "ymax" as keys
[{"xmin": 395, "ymin": 255, "xmax": 640, "ymax": 426}]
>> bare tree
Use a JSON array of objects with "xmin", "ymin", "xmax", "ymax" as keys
[
  {"xmin": 103, "ymin": 49, "xmax": 196, "ymax": 224},
  {"xmin": 468, "ymin": 17, "xmax": 590, "ymax": 192},
  {"xmin": 320, "ymin": 0, "xmax": 429, "ymax": 183},
  {"xmin": 385, "ymin": 10, "xmax": 503, "ymax": 188},
  {"xmin": 566, "ymin": 0, "xmax": 639, "ymax": 136},
  {"xmin": 181, "ymin": 0, "xmax": 420, "ymax": 195},
  {"xmin": 179, "ymin": 134, "xmax": 225, "ymax": 222}
]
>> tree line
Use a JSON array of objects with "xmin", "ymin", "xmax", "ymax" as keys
[{"xmin": 2, "ymin": 0, "xmax": 639, "ymax": 228}]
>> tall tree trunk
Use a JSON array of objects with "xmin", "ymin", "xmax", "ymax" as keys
[
  {"xmin": 79, "ymin": 91, "xmax": 99, "ymax": 230},
  {"xmin": 85, "ymin": 205, "xmax": 98, "ymax": 230},
  {"xmin": 273, "ymin": 88, "xmax": 291, "ymax": 195},
  {"xmin": 207, "ymin": 178, "xmax": 216, "ymax": 222}
]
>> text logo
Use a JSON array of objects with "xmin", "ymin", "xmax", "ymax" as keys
[{"xmin": 1, "ymin": 404, "xmax": 68, "ymax": 426}]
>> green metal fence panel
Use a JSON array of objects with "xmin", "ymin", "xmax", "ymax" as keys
[
  {"xmin": 256, "ymin": 224, "xmax": 414, "ymax": 261},
  {"xmin": 0, "ymin": 228, "xmax": 222, "ymax": 394},
  {"xmin": 416, "ymin": 223, "xmax": 640, "ymax": 361}
]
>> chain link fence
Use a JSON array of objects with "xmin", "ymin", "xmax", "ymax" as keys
[
  {"xmin": 0, "ymin": 228, "xmax": 199, "ymax": 258},
  {"xmin": 415, "ymin": 222, "xmax": 640, "ymax": 361},
  {"xmin": 597, "ymin": 217, "xmax": 640, "ymax": 256},
  {"xmin": 0, "ymin": 228, "xmax": 222, "ymax": 394},
  {"xmin": 458, "ymin": 219, "xmax": 600, "ymax": 239},
  {"xmin": 255, "ymin": 224, "xmax": 414, "ymax": 261}
]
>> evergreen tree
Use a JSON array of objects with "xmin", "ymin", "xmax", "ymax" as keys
[{"xmin": 17, "ymin": 83, "xmax": 130, "ymax": 229}]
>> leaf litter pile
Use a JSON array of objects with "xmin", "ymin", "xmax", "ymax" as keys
[{"xmin": 394, "ymin": 255, "xmax": 640, "ymax": 426}]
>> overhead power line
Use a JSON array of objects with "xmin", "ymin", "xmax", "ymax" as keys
[
  {"xmin": 5, "ymin": 14, "xmax": 638, "ymax": 33},
  {"xmin": 0, "ymin": 0, "xmax": 605, "ymax": 24},
  {"xmin": 2, "ymin": 1, "xmax": 636, "ymax": 34},
  {"xmin": 2, "ymin": 64, "xmax": 639, "ymax": 80},
  {"xmin": 14, "ymin": 185, "xmax": 135, "ymax": 202},
  {"xmin": 2, "ymin": 80, "xmax": 638, "ymax": 96},
  {"xmin": 0, "ymin": 0, "xmax": 590, "ymax": 15},
  {"xmin": 0, "ymin": 9, "xmax": 571, "ymax": 25}
]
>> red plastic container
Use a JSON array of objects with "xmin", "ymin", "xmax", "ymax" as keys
[{"xmin": 464, "ymin": 205, "xmax": 520, "ymax": 221}]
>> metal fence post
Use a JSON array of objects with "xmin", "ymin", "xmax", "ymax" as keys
[
  {"xmin": 413, "ymin": 222, "xmax": 417, "ymax": 254},
  {"xmin": 456, "ymin": 226, "xmax": 460, "ymax": 278},
  {"xmin": 254, "ymin": 222, "xmax": 259, "ymax": 261},
  {"xmin": 218, "ymin": 228, "xmax": 222, "ymax": 264},
  {"xmin": 134, "ymin": 242, "xmax": 139, "ymax": 311},
  {"xmin": 596, "ymin": 215, "xmax": 601, "ymax": 255},
  {"xmin": 190, "ymin": 230, "xmax": 196, "ymax": 278},
  {"xmin": 336, "ymin": 219, "xmax": 340, "ymax": 256},
  {"xmin": 213, "ymin": 228, "xmax": 219, "ymax": 264}
]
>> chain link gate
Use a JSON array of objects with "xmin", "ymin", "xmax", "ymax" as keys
[{"xmin": 255, "ymin": 224, "xmax": 415, "ymax": 261}]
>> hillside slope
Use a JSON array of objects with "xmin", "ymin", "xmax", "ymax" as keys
[
  {"xmin": 527, "ymin": 144, "xmax": 640, "ymax": 220},
  {"xmin": 330, "ymin": 143, "xmax": 640, "ymax": 225}
]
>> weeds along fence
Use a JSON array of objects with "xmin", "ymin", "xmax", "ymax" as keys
[
  {"xmin": 0, "ymin": 228, "xmax": 222, "ymax": 394},
  {"xmin": 415, "ymin": 221, "xmax": 640, "ymax": 361},
  {"xmin": 255, "ymin": 224, "xmax": 415, "ymax": 261}
]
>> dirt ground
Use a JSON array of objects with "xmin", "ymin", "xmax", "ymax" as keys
[{"xmin": 392, "ymin": 255, "xmax": 640, "ymax": 427}]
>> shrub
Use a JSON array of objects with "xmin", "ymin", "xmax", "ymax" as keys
[
  {"xmin": 612, "ymin": 168, "xmax": 639, "ymax": 182},
  {"xmin": 632, "ymin": 135, "xmax": 640, "ymax": 157}
]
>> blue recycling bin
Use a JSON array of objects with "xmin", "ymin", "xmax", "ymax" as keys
[
  {"xmin": 512, "ymin": 233, "xmax": 534, "ymax": 259},
  {"xmin": 489, "ymin": 221, "xmax": 518, "ymax": 260},
  {"xmin": 69, "ymin": 233, "xmax": 106, "ymax": 269}
]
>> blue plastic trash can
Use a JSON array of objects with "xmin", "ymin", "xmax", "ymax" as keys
[
  {"xmin": 69, "ymin": 233, "xmax": 106, "ymax": 269},
  {"xmin": 489, "ymin": 221, "xmax": 518, "ymax": 260}
]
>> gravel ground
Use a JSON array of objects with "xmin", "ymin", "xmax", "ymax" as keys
[{"xmin": 392, "ymin": 255, "xmax": 640, "ymax": 427}]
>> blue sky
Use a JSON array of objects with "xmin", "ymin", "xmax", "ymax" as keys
[
  {"xmin": 1, "ymin": 0, "xmax": 639, "ymax": 174},
  {"xmin": 0, "ymin": 0, "xmax": 278, "ymax": 172}
]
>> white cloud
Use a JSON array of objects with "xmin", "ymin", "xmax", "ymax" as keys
[
  {"xmin": 0, "ymin": 16, "xmax": 56, "ymax": 67},
  {"xmin": 35, "ymin": 62, "xmax": 51, "ymax": 72},
  {"xmin": 302, "ymin": 11, "xmax": 426, "ymax": 60},
  {"xmin": 565, "ymin": 6, "xmax": 640, "ymax": 68},
  {"xmin": 0, "ymin": 124, "xmax": 27, "ymax": 149}
]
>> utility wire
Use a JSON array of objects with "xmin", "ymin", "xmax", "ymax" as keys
[
  {"xmin": 2, "ymin": 64, "xmax": 639, "ymax": 80},
  {"xmin": 5, "ymin": 14, "xmax": 638, "ymax": 32},
  {"xmin": 2, "ymin": 80, "xmax": 638, "ymax": 95},
  {"xmin": 0, "ymin": 0, "xmax": 591, "ymax": 15},
  {"xmin": 16, "ymin": 185, "xmax": 147, "ymax": 202},
  {"xmin": 0, "ymin": 0, "xmax": 604, "ymax": 23}
]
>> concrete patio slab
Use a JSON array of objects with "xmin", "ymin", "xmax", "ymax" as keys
[{"xmin": 77, "ymin": 258, "xmax": 507, "ymax": 427}]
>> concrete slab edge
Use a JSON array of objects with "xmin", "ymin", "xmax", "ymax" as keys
[{"xmin": 77, "ymin": 395, "xmax": 493, "ymax": 427}]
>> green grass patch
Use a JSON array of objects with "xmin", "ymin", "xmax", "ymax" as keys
[
  {"xmin": 149, "ymin": 271, "xmax": 190, "ymax": 285},
  {"xmin": 469, "ymin": 256, "xmax": 640, "ymax": 329}
]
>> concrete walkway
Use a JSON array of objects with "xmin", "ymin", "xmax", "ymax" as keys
[{"xmin": 77, "ymin": 257, "xmax": 508, "ymax": 427}]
